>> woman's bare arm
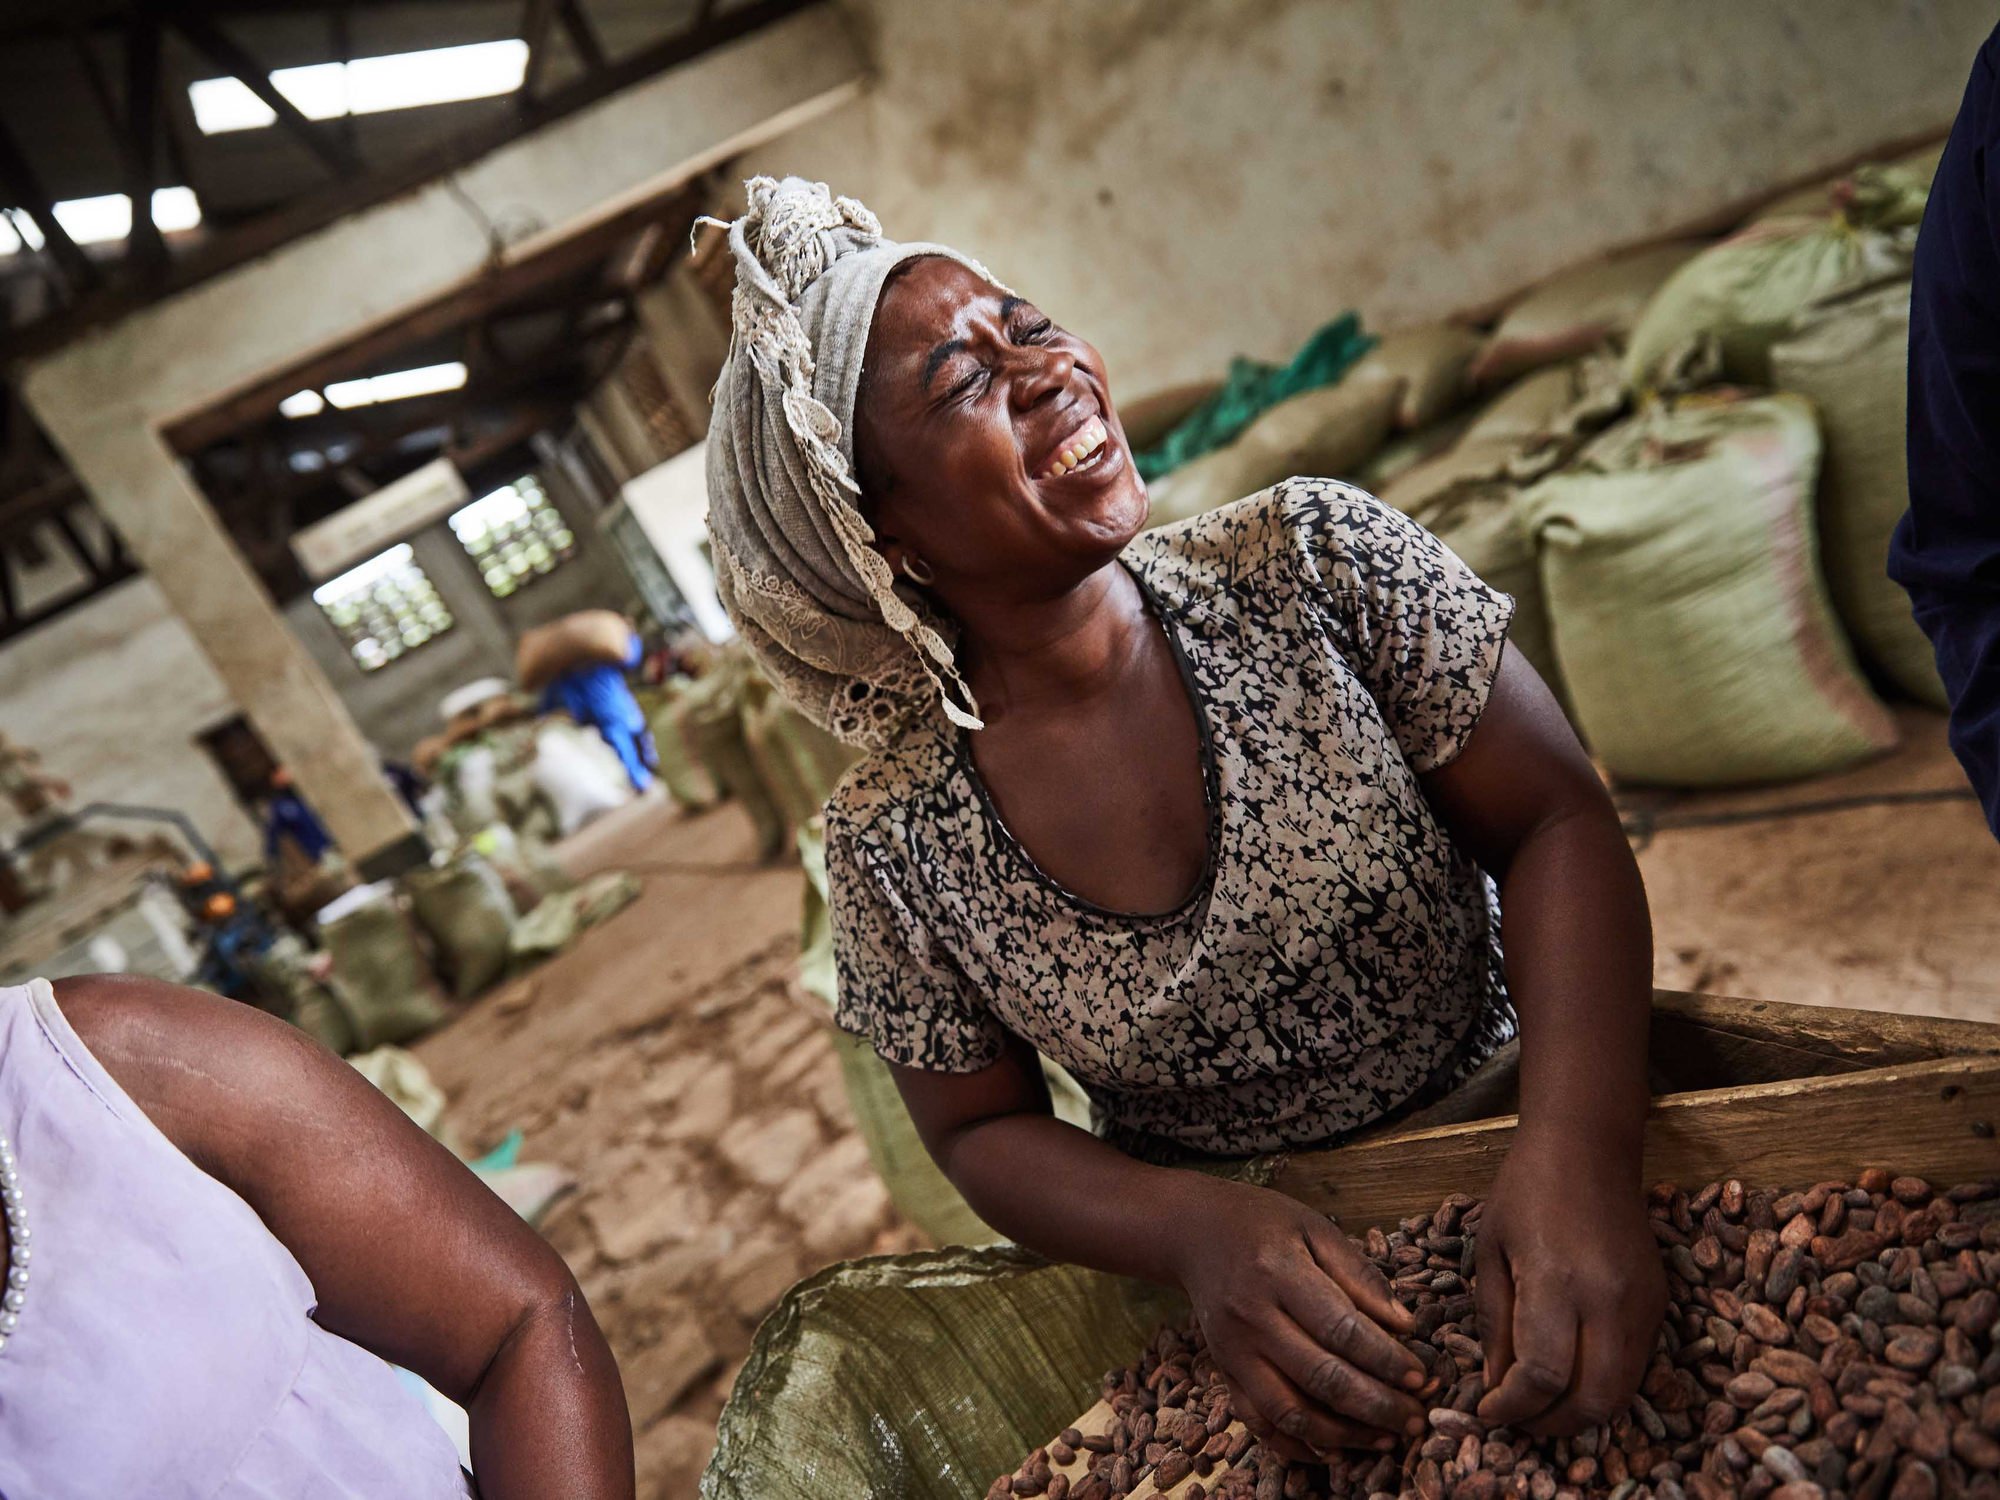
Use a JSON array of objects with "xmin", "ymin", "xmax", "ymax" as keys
[
  {"xmin": 893, "ymin": 1036, "xmax": 1425, "ymax": 1460},
  {"xmin": 1418, "ymin": 646, "xmax": 1665, "ymax": 1436},
  {"xmin": 56, "ymin": 974, "xmax": 634, "ymax": 1500}
]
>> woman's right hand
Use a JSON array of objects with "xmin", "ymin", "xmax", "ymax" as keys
[{"xmin": 1165, "ymin": 1178, "xmax": 1430, "ymax": 1463}]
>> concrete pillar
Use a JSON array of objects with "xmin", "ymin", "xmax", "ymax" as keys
[
  {"xmin": 18, "ymin": 4, "xmax": 865, "ymax": 869},
  {"xmin": 58, "ymin": 425, "xmax": 421, "ymax": 872}
]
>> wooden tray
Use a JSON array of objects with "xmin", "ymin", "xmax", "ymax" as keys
[{"xmin": 1035, "ymin": 991, "xmax": 2000, "ymax": 1495}]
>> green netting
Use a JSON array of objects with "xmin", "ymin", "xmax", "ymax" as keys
[
  {"xmin": 702, "ymin": 1246, "xmax": 1189, "ymax": 1500},
  {"xmin": 1771, "ymin": 280, "xmax": 1947, "ymax": 708},
  {"xmin": 1517, "ymin": 391, "xmax": 1898, "ymax": 786},
  {"xmin": 1133, "ymin": 313, "xmax": 1376, "ymax": 480},
  {"xmin": 403, "ymin": 852, "xmax": 518, "ymax": 999}
]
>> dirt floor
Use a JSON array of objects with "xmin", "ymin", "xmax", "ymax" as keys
[
  {"xmin": 1633, "ymin": 708, "xmax": 2000, "ymax": 1021},
  {"xmin": 412, "ymin": 706, "xmax": 2000, "ymax": 1497}
]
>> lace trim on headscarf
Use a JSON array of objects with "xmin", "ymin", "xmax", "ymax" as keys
[{"xmin": 717, "ymin": 177, "xmax": 985, "ymax": 733}]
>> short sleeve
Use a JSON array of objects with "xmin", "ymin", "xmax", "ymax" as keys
[
  {"xmin": 824, "ymin": 816, "xmax": 1006, "ymax": 1072},
  {"xmin": 1286, "ymin": 478, "xmax": 1516, "ymax": 773}
]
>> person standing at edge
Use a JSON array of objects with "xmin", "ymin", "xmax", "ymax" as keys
[
  {"xmin": 702, "ymin": 177, "xmax": 1663, "ymax": 1460},
  {"xmin": 1892, "ymin": 22, "xmax": 2000, "ymax": 835}
]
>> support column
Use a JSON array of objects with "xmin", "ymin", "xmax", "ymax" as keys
[{"xmin": 40, "ymin": 423, "xmax": 420, "ymax": 875}]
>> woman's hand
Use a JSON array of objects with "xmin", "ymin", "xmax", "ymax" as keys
[
  {"xmin": 1169, "ymin": 1178, "xmax": 1429, "ymax": 1462},
  {"xmin": 1474, "ymin": 1135, "xmax": 1666, "ymax": 1437}
]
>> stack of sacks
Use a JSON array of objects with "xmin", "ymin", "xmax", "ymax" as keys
[
  {"xmin": 670, "ymin": 650, "xmax": 790, "ymax": 861},
  {"xmin": 1747, "ymin": 141, "xmax": 1943, "ymax": 226},
  {"xmin": 1374, "ymin": 356, "xmax": 1629, "ymax": 699},
  {"xmin": 1469, "ymin": 241, "xmax": 1706, "ymax": 388},
  {"xmin": 1515, "ymin": 390, "xmax": 1898, "ymax": 786},
  {"xmin": 1143, "ymin": 376, "xmax": 1400, "ymax": 528},
  {"xmin": 1772, "ymin": 280, "xmax": 1947, "ymax": 707},
  {"xmin": 1623, "ymin": 161, "xmax": 1926, "ymax": 388}
]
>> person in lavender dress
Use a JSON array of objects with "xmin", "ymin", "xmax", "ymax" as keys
[{"xmin": 0, "ymin": 972, "xmax": 634, "ymax": 1499}]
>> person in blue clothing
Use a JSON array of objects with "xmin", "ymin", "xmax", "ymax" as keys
[
  {"xmin": 1891, "ymin": 20, "xmax": 2000, "ymax": 836},
  {"xmin": 261, "ymin": 761, "xmax": 427, "ymax": 869},
  {"xmin": 537, "ymin": 629, "xmax": 657, "ymax": 792}
]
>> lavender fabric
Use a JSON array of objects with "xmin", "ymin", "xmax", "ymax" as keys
[{"xmin": 0, "ymin": 978, "xmax": 472, "ymax": 1500}]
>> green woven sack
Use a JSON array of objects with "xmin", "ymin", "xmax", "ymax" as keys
[
  {"xmin": 702, "ymin": 1247, "xmax": 1187, "ymax": 1500},
  {"xmin": 1624, "ymin": 211, "xmax": 1914, "ymax": 389},
  {"xmin": 744, "ymin": 696, "xmax": 860, "ymax": 835},
  {"xmin": 682, "ymin": 659, "xmax": 788, "ymax": 860},
  {"xmin": 321, "ymin": 896, "xmax": 451, "ymax": 1048},
  {"xmin": 243, "ymin": 933, "xmax": 358, "ymax": 1055},
  {"xmin": 1145, "ymin": 377, "xmax": 1398, "ymax": 529},
  {"xmin": 403, "ymin": 853, "xmax": 518, "ymax": 999},
  {"xmin": 1517, "ymin": 392, "xmax": 1898, "ymax": 786},
  {"xmin": 1770, "ymin": 281, "xmax": 1947, "ymax": 708},
  {"xmin": 643, "ymin": 682, "xmax": 718, "ymax": 811}
]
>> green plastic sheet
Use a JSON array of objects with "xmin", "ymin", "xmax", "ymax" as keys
[{"xmin": 1134, "ymin": 313, "xmax": 1376, "ymax": 480}]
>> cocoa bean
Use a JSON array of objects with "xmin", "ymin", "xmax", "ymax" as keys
[
  {"xmin": 1891, "ymin": 1177, "xmax": 1931, "ymax": 1206},
  {"xmin": 1015, "ymin": 1172, "xmax": 2000, "ymax": 1500},
  {"xmin": 1729, "ymin": 1373, "xmax": 1777, "ymax": 1408},
  {"xmin": 1883, "ymin": 1330, "xmax": 1941, "ymax": 1371},
  {"xmin": 1743, "ymin": 1303, "xmax": 1793, "ymax": 1345},
  {"xmin": 1955, "ymin": 1427, "xmax": 2000, "ymax": 1471},
  {"xmin": 1766, "ymin": 1245, "xmax": 1807, "ymax": 1304}
]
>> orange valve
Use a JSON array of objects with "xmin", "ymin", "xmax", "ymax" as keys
[{"xmin": 202, "ymin": 892, "xmax": 237, "ymax": 921}]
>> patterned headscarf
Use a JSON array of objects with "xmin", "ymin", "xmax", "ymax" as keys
[{"xmin": 703, "ymin": 176, "xmax": 1004, "ymax": 749}]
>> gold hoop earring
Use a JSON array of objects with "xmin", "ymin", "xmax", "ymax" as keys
[{"xmin": 901, "ymin": 555, "xmax": 936, "ymax": 587}]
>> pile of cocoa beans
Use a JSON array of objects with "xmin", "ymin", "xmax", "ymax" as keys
[{"xmin": 986, "ymin": 1171, "xmax": 2000, "ymax": 1500}]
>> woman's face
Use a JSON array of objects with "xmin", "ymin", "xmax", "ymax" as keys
[{"xmin": 854, "ymin": 257, "xmax": 1148, "ymax": 605}]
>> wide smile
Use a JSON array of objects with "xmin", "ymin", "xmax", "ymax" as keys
[{"xmin": 1034, "ymin": 413, "xmax": 1114, "ymax": 483}]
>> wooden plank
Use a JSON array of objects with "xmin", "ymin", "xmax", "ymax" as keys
[
  {"xmin": 1651, "ymin": 989, "xmax": 2000, "ymax": 1085},
  {"xmin": 1270, "ymin": 1056, "xmax": 2000, "ymax": 1233}
]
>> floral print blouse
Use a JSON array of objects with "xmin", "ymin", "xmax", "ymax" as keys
[{"xmin": 825, "ymin": 478, "xmax": 1519, "ymax": 1156}]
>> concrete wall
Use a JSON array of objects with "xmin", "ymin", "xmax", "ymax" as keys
[
  {"xmin": 284, "ymin": 466, "xmax": 636, "ymax": 758},
  {"xmin": 0, "ymin": 578, "xmax": 260, "ymax": 867},
  {"xmin": 737, "ymin": 0, "xmax": 1993, "ymax": 395}
]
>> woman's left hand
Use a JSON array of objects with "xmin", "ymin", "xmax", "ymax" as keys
[{"xmin": 1472, "ymin": 1134, "xmax": 1666, "ymax": 1436}]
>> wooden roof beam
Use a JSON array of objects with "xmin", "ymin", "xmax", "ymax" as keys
[
  {"xmin": 162, "ymin": 5, "xmax": 363, "ymax": 180},
  {"xmin": 0, "ymin": 118, "xmax": 101, "ymax": 296}
]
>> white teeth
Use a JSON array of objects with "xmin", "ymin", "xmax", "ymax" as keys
[{"xmin": 1043, "ymin": 417, "xmax": 1107, "ymax": 479}]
